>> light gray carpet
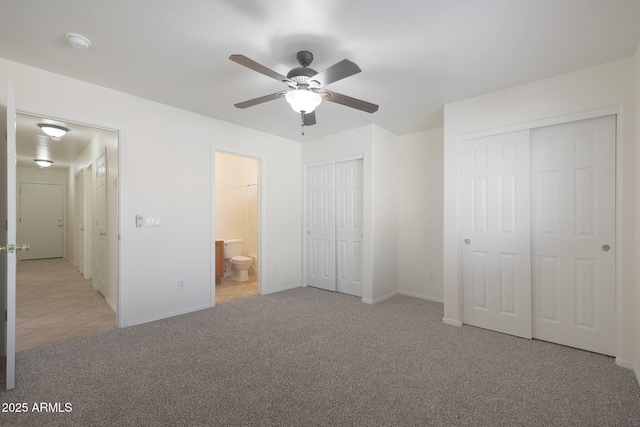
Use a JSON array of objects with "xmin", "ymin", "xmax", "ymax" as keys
[{"xmin": 2, "ymin": 287, "xmax": 640, "ymax": 426}]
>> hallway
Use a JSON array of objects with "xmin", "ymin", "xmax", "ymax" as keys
[{"xmin": 16, "ymin": 258, "xmax": 116, "ymax": 351}]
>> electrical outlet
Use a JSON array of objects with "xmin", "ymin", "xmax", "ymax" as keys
[
  {"xmin": 428, "ymin": 273, "xmax": 435, "ymax": 281},
  {"xmin": 178, "ymin": 280, "xmax": 185, "ymax": 290},
  {"xmin": 419, "ymin": 270, "xmax": 425, "ymax": 278}
]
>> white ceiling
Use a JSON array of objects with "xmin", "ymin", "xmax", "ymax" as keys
[{"xmin": 1, "ymin": 0, "xmax": 640, "ymax": 144}]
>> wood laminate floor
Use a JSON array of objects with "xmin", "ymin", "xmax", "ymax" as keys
[{"xmin": 16, "ymin": 258, "xmax": 116, "ymax": 352}]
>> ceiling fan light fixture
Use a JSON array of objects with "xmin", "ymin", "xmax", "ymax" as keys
[
  {"xmin": 285, "ymin": 89, "xmax": 322, "ymax": 114},
  {"xmin": 38, "ymin": 123, "xmax": 69, "ymax": 138},
  {"xmin": 34, "ymin": 159, "xmax": 53, "ymax": 168}
]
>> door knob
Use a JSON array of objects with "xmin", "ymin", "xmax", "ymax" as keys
[
  {"xmin": 601, "ymin": 244, "xmax": 611, "ymax": 252},
  {"xmin": 464, "ymin": 239, "xmax": 471, "ymax": 245},
  {"xmin": 0, "ymin": 243, "xmax": 29, "ymax": 253},
  {"xmin": 99, "ymin": 232, "xmax": 106, "ymax": 236}
]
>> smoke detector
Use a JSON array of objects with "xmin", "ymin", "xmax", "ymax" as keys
[{"xmin": 65, "ymin": 32, "xmax": 91, "ymax": 50}]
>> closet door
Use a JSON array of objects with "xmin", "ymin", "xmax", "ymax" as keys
[
  {"xmin": 336, "ymin": 160, "xmax": 363, "ymax": 297},
  {"xmin": 306, "ymin": 164, "xmax": 336, "ymax": 291},
  {"xmin": 531, "ymin": 115, "xmax": 616, "ymax": 356},
  {"xmin": 461, "ymin": 130, "xmax": 532, "ymax": 339}
]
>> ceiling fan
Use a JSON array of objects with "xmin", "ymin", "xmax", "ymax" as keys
[{"xmin": 229, "ymin": 51, "xmax": 378, "ymax": 130}]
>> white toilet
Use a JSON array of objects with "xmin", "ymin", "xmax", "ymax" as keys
[{"xmin": 224, "ymin": 239, "xmax": 252, "ymax": 282}]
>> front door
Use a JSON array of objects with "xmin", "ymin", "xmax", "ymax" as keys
[{"xmin": 19, "ymin": 182, "xmax": 64, "ymax": 260}]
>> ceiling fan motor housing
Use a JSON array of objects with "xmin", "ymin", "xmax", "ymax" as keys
[{"xmin": 287, "ymin": 51, "xmax": 318, "ymax": 84}]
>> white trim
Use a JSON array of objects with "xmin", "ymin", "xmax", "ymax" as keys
[
  {"xmin": 261, "ymin": 283, "xmax": 302, "ymax": 295},
  {"xmin": 615, "ymin": 358, "xmax": 634, "ymax": 370},
  {"xmin": 398, "ymin": 290, "xmax": 443, "ymax": 303},
  {"xmin": 361, "ymin": 291, "xmax": 398, "ymax": 305},
  {"xmin": 305, "ymin": 153, "xmax": 364, "ymax": 168},
  {"xmin": 127, "ymin": 304, "xmax": 211, "ymax": 327},
  {"xmin": 442, "ymin": 317, "xmax": 463, "ymax": 327},
  {"xmin": 458, "ymin": 106, "xmax": 620, "ymax": 141},
  {"xmin": 210, "ymin": 147, "xmax": 216, "ymax": 308}
]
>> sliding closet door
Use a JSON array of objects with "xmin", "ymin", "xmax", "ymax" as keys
[
  {"xmin": 306, "ymin": 163, "xmax": 336, "ymax": 291},
  {"xmin": 461, "ymin": 130, "xmax": 532, "ymax": 339},
  {"xmin": 531, "ymin": 115, "xmax": 616, "ymax": 356}
]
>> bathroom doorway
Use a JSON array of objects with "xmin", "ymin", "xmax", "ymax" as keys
[{"xmin": 214, "ymin": 151, "xmax": 260, "ymax": 304}]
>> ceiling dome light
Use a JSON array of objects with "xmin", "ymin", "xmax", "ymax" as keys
[
  {"xmin": 38, "ymin": 123, "xmax": 69, "ymax": 138},
  {"xmin": 285, "ymin": 89, "xmax": 322, "ymax": 114},
  {"xmin": 65, "ymin": 32, "xmax": 91, "ymax": 50},
  {"xmin": 34, "ymin": 159, "xmax": 53, "ymax": 168}
]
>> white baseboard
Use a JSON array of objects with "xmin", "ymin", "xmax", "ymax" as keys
[
  {"xmin": 261, "ymin": 283, "xmax": 302, "ymax": 295},
  {"xmin": 615, "ymin": 358, "xmax": 634, "ymax": 370},
  {"xmin": 126, "ymin": 304, "xmax": 211, "ymax": 327},
  {"xmin": 398, "ymin": 290, "xmax": 443, "ymax": 303},
  {"xmin": 104, "ymin": 297, "xmax": 117, "ymax": 315},
  {"xmin": 361, "ymin": 291, "xmax": 398, "ymax": 305},
  {"xmin": 442, "ymin": 317, "xmax": 463, "ymax": 327}
]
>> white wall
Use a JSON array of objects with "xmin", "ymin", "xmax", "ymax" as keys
[
  {"xmin": 0, "ymin": 57, "xmax": 303, "ymax": 326},
  {"xmin": 443, "ymin": 57, "xmax": 637, "ymax": 365},
  {"xmin": 397, "ymin": 127, "xmax": 444, "ymax": 302},
  {"xmin": 301, "ymin": 125, "xmax": 399, "ymax": 303},
  {"xmin": 371, "ymin": 126, "xmax": 399, "ymax": 302}
]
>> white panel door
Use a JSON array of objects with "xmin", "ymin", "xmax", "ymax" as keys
[
  {"xmin": 531, "ymin": 115, "xmax": 616, "ymax": 356},
  {"xmin": 306, "ymin": 163, "xmax": 336, "ymax": 291},
  {"xmin": 2, "ymin": 82, "xmax": 17, "ymax": 389},
  {"xmin": 335, "ymin": 159, "xmax": 363, "ymax": 297},
  {"xmin": 94, "ymin": 149, "xmax": 107, "ymax": 294},
  {"xmin": 461, "ymin": 130, "xmax": 532, "ymax": 339},
  {"xmin": 75, "ymin": 170, "xmax": 85, "ymax": 275},
  {"xmin": 19, "ymin": 182, "xmax": 64, "ymax": 260}
]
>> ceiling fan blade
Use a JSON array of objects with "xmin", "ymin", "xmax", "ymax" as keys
[
  {"xmin": 321, "ymin": 89, "xmax": 379, "ymax": 113},
  {"xmin": 303, "ymin": 111, "xmax": 317, "ymax": 126},
  {"xmin": 229, "ymin": 54, "xmax": 291, "ymax": 84},
  {"xmin": 234, "ymin": 91, "xmax": 287, "ymax": 109},
  {"xmin": 309, "ymin": 59, "xmax": 361, "ymax": 87}
]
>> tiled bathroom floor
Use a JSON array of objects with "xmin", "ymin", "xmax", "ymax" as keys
[
  {"xmin": 16, "ymin": 258, "xmax": 116, "ymax": 352},
  {"xmin": 216, "ymin": 275, "xmax": 258, "ymax": 303}
]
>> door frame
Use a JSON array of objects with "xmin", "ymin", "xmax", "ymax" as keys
[
  {"xmin": 15, "ymin": 107, "xmax": 125, "ymax": 327},
  {"xmin": 455, "ymin": 106, "xmax": 622, "ymax": 356}
]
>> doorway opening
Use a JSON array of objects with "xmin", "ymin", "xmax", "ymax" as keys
[
  {"xmin": 214, "ymin": 151, "xmax": 260, "ymax": 304},
  {"xmin": 15, "ymin": 112, "xmax": 118, "ymax": 351}
]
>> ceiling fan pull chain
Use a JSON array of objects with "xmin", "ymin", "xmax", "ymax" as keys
[{"xmin": 300, "ymin": 111, "xmax": 305, "ymax": 135}]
